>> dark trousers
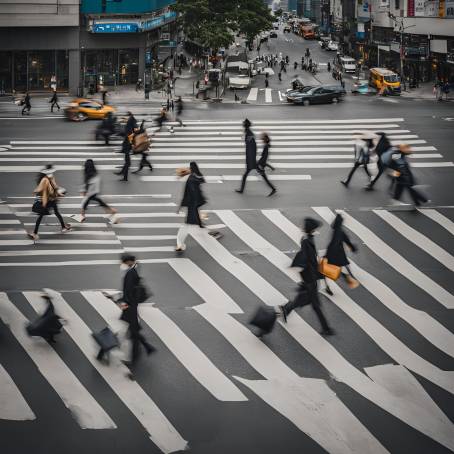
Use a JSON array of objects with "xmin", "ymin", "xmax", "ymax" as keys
[
  {"xmin": 344, "ymin": 161, "xmax": 370, "ymax": 185},
  {"xmin": 130, "ymin": 328, "xmax": 152, "ymax": 362},
  {"xmin": 34, "ymin": 201, "xmax": 65, "ymax": 234},
  {"xmin": 135, "ymin": 153, "xmax": 153, "ymax": 172},
  {"xmin": 51, "ymin": 101, "xmax": 60, "ymax": 112},
  {"xmin": 283, "ymin": 282, "xmax": 330, "ymax": 331},
  {"xmin": 394, "ymin": 183, "xmax": 427, "ymax": 206},
  {"xmin": 21, "ymin": 105, "xmax": 31, "ymax": 115},
  {"xmin": 118, "ymin": 153, "xmax": 131, "ymax": 180},
  {"xmin": 82, "ymin": 194, "xmax": 109, "ymax": 211},
  {"xmin": 240, "ymin": 168, "xmax": 275, "ymax": 192}
]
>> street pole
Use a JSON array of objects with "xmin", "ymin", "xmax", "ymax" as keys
[{"xmin": 400, "ymin": 21, "xmax": 404, "ymax": 91}]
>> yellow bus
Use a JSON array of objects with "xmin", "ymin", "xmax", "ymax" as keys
[{"xmin": 369, "ymin": 68, "xmax": 401, "ymax": 95}]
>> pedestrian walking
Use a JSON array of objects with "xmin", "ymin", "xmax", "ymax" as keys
[
  {"xmin": 96, "ymin": 111, "xmax": 116, "ymax": 145},
  {"xmin": 341, "ymin": 134, "xmax": 373, "ymax": 187},
  {"xmin": 79, "ymin": 159, "xmax": 117, "ymax": 223},
  {"xmin": 135, "ymin": 78, "xmax": 142, "ymax": 91},
  {"xmin": 117, "ymin": 254, "xmax": 155, "ymax": 366},
  {"xmin": 390, "ymin": 144, "xmax": 429, "ymax": 207},
  {"xmin": 235, "ymin": 119, "xmax": 257, "ymax": 194},
  {"xmin": 28, "ymin": 164, "xmax": 71, "ymax": 241},
  {"xmin": 21, "ymin": 92, "xmax": 31, "ymax": 115},
  {"xmin": 294, "ymin": 61, "xmax": 298, "ymax": 70},
  {"xmin": 323, "ymin": 214, "xmax": 359, "ymax": 296},
  {"xmin": 265, "ymin": 78, "xmax": 269, "ymax": 88},
  {"xmin": 278, "ymin": 71, "xmax": 282, "ymax": 81},
  {"xmin": 365, "ymin": 132, "xmax": 391, "ymax": 190},
  {"xmin": 257, "ymin": 132, "xmax": 276, "ymax": 196},
  {"xmin": 280, "ymin": 218, "xmax": 334, "ymax": 336},
  {"xmin": 26, "ymin": 289, "xmax": 63, "ymax": 343},
  {"xmin": 327, "ymin": 62, "xmax": 331, "ymax": 72},
  {"xmin": 156, "ymin": 107, "xmax": 168, "ymax": 131},
  {"xmin": 174, "ymin": 96, "xmax": 184, "ymax": 127},
  {"xmin": 132, "ymin": 120, "xmax": 153, "ymax": 173},
  {"xmin": 125, "ymin": 111, "xmax": 138, "ymax": 136},
  {"xmin": 101, "ymin": 89, "xmax": 108, "ymax": 105},
  {"xmin": 115, "ymin": 135, "xmax": 132, "ymax": 181},
  {"xmin": 49, "ymin": 90, "xmax": 60, "ymax": 112},
  {"xmin": 175, "ymin": 162, "xmax": 210, "ymax": 252}
]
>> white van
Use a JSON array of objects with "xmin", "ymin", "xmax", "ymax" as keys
[{"xmin": 340, "ymin": 56, "xmax": 356, "ymax": 73}]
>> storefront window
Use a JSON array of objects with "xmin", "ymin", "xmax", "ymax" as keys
[
  {"xmin": 14, "ymin": 51, "xmax": 27, "ymax": 92},
  {"xmin": 28, "ymin": 50, "xmax": 54, "ymax": 90},
  {"xmin": 0, "ymin": 51, "xmax": 12, "ymax": 93},
  {"xmin": 119, "ymin": 49, "xmax": 139, "ymax": 85},
  {"xmin": 56, "ymin": 50, "xmax": 69, "ymax": 90}
]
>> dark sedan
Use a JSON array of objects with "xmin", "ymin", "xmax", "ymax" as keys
[
  {"xmin": 286, "ymin": 86, "xmax": 315, "ymax": 102},
  {"xmin": 291, "ymin": 86, "xmax": 346, "ymax": 105}
]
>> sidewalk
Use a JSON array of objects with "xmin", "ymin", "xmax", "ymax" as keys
[{"xmin": 397, "ymin": 82, "xmax": 453, "ymax": 101}]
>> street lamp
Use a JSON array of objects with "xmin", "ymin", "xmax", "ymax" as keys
[{"xmin": 388, "ymin": 12, "xmax": 415, "ymax": 90}]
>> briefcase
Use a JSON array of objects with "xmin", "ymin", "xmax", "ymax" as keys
[
  {"xmin": 318, "ymin": 258, "xmax": 341, "ymax": 281},
  {"xmin": 92, "ymin": 327, "xmax": 119, "ymax": 352},
  {"xmin": 249, "ymin": 306, "xmax": 277, "ymax": 334}
]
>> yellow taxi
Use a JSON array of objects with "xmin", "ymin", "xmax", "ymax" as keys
[
  {"xmin": 65, "ymin": 98, "xmax": 115, "ymax": 121},
  {"xmin": 369, "ymin": 68, "xmax": 401, "ymax": 95}
]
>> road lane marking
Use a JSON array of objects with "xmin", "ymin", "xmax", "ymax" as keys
[
  {"xmin": 0, "ymin": 293, "xmax": 116, "ymax": 429},
  {"xmin": 418, "ymin": 209, "xmax": 454, "ymax": 235},
  {"xmin": 0, "ymin": 363, "xmax": 35, "ymax": 421},
  {"xmin": 247, "ymin": 88, "xmax": 258, "ymax": 101},
  {"xmin": 374, "ymin": 209, "xmax": 454, "ymax": 272},
  {"xmin": 316, "ymin": 207, "xmax": 454, "ymax": 309},
  {"xmin": 24, "ymin": 290, "xmax": 188, "ymax": 453},
  {"xmin": 263, "ymin": 209, "xmax": 454, "ymax": 359}
]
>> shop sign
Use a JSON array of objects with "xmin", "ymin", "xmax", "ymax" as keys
[
  {"xmin": 145, "ymin": 50, "xmax": 152, "ymax": 65},
  {"xmin": 356, "ymin": 0, "xmax": 370, "ymax": 19},
  {"xmin": 390, "ymin": 41, "xmax": 401, "ymax": 53},
  {"xmin": 142, "ymin": 11, "xmax": 176, "ymax": 31},
  {"xmin": 446, "ymin": 0, "xmax": 454, "ymax": 16},
  {"xmin": 159, "ymin": 40, "xmax": 177, "ymax": 48},
  {"xmin": 408, "ymin": 0, "xmax": 415, "ymax": 16},
  {"xmin": 405, "ymin": 46, "xmax": 427, "ymax": 56},
  {"xmin": 356, "ymin": 22, "xmax": 365, "ymax": 40},
  {"xmin": 425, "ymin": 0, "xmax": 439, "ymax": 16},
  {"xmin": 93, "ymin": 22, "xmax": 139, "ymax": 33},
  {"xmin": 415, "ymin": 0, "xmax": 425, "ymax": 15}
]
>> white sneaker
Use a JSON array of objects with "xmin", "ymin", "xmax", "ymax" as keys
[{"xmin": 175, "ymin": 245, "xmax": 186, "ymax": 252}]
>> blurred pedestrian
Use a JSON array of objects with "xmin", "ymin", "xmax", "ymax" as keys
[
  {"xmin": 176, "ymin": 162, "xmax": 208, "ymax": 252},
  {"xmin": 97, "ymin": 111, "xmax": 116, "ymax": 145},
  {"xmin": 280, "ymin": 218, "xmax": 334, "ymax": 336},
  {"xmin": 278, "ymin": 72, "xmax": 282, "ymax": 81},
  {"xmin": 26, "ymin": 289, "xmax": 63, "ymax": 343},
  {"xmin": 323, "ymin": 214, "xmax": 359, "ymax": 296},
  {"xmin": 365, "ymin": 132, "xmax": 391, "ymax": 190},
  {"xmin": 265, "ymin": 78, "xmax": 269, "ymax": 88},
  {"xmin": 21, "ymin": 92, "xmax": 31, "ymax": 115},
  {"xmin": 125, "ymin": 111, "xmax": 138, "ymax": 136},
  {"xmin": 132, "ymin": 120, "xmax": 153, "ymax": 173},
  {"xmin": 102, "ymin": 89, "xmax": 108, "ymax": 105},
  {"xmin": 50, "ymin": 90, "xmax": 60, "ymax": 112},
  {"xmin": 257, "ymin": 132, "xmax": 276, "ymax": 196},
  {"xmin": 80, "ymin": 159, "xmax": 117, "ymax": 223},
  {"xmin": 135, "ymin": 78, "xmax": 142, "ymax": 91},
  {"xmin": 115, "ymin": 135, "xmax": 132, "ymax": 181},
  {"xmin": 341, "ymin": 135, "xmax": 373, "ymax": 187},
  {"xmin": 390, "ymin": 144, "xmax": 429, "ymax": 207},
  {"xmin": 118, "ymin": 254, "xmax": 155, "ymax": 366},
  {"xmin": 28, "ymin": 164, "xmax": 71, "ymax": 241},
  {"xmin": 294, "ymin": 61, "xmax": 298, "ymax": 70},
  {"xmin": 156, "ymin": 107, "xmax": 168, "ymax": 131},
  {"xmin": 236, "ymin": 118, "xmax": 257, "ymax": 194}
]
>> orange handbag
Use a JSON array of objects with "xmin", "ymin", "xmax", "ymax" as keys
[{"xmin": 318, "ymin": 258, "xmax": 341, "ymax": 281}]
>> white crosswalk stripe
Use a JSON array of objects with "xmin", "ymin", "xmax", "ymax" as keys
[
  {"xmin": 1, "ymin": 118, "xmax": 451, "ymax": 177},
  {"xmin": 1, "ymin": 204, "xmax": 454, "ymax": 453}
]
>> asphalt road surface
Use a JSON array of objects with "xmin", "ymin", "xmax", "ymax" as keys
[{"xmin": 1, "ymin": 64, "xmax": 454, "ymax": 454}]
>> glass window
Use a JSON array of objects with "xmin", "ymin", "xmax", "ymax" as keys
[
  {"xmin": 28, "ymin": 50, "xmax": 55, "ymax": 90},
  {"xmin": 384, "ymin": 74, "xmax": 399, "ymax": 82},
  {"xmin": 56, "ymin": 50, "xmax": 69, "ymax": 90},
  {"xmin": 14, "ymin": 51, "xmax": 27, "ymax": 92},
  {"xmin": 0, "ymin": 51, "xmax": 12, "ymax": 92},
  {"xmin": 119, "ymin": 49, "xmax": 139, "ymax": 85}
]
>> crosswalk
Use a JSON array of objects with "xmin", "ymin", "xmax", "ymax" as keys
[
  {"xmin": 0, "ymin": 118, "xmax": 451, "ymax": 180},
  {"xmin": 1, "ymin": 198, "xmax": 454, "ymax": 453}
]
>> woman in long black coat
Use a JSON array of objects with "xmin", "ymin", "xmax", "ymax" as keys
[
  {"xmin": 176, "ymin": 162, "xmax": 207, "ymax": 251},
  {"xmin": 324, "ymin": 214, "xmax": 359, "ymax": 294}
]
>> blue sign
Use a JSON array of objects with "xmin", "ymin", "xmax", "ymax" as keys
[
  {"xmin": 93, "ymin": 22, "xmax": 139, "ymax": 33},
  {"xmin": 145, "ymin": 51, "xmax": 152, "ymax": 65},
  {"xmin": 142, "ymin": 11, "xmax": 176, "ymax": 31}
]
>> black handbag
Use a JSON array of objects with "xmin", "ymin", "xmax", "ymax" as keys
[
  {"xmin": 32, "ymin": 199, "xmax": 50, "ymax": 215},
  {"xmin": 134, "ymin": 279, "xmax": 151, "ymax": 304},
  {"xmin": 249, "ymin": 306, "xmax": 277, "ymax": 334},
  {"xmin": 92, "ymin": 327, "xmax": 119, "ymax": 352}
]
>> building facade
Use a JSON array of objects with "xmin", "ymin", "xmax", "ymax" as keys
[{"xmin": 0, "ymin": 0, "xmax": 176, "ymax": 95}]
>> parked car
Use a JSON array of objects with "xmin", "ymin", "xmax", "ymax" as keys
[
  {"xmin": 65, "ymin": 98, "xmax": 115, "ymax": 121},
  {"xmin": 283, "ymin": 25, "xmax": 291, "ymax": 33},
  {"xmin": 326, "ymin": 41, "xmax": 339, "ymax": 51},
  {"xmin": 352, "ymin": 80, "xmax": 378, "ymax": 95},
  {"xmin": 290, "ymin": 85, "xmax": 346, "ymax": 105},
  {"xmin": 270, "ymin": 31, "xmax": 278, "ymax": 38}
]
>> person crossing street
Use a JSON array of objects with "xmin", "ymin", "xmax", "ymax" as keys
[
  {"xmin": 341, "ymin": 133, "xmax": 374, "ymax": 187},
  {"xmin": 257, "ymin": 132, "xmax": 276, "ymax": 196},
  {"xmin": 280, "ymin": 218, "xmax": 334, "ymax": 336},
  {"xmin": 21, "ymin": 92, "xmax": 31, "ymax": 115},
  {"xmin": 50, "ymin": 90, "xmax": 60, "ymax": 112}
]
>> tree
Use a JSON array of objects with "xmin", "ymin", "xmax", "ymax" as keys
[
  {"xmin": 274, "ymin": 8, "xmax": 283, "ymax": 17},
  {"xmin": 173, "ymin": 0, "xmax": 273, "ymax": 53}
]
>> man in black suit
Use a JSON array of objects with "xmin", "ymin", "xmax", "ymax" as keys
[
  {"xmin": 119, "ymin": 254, "xmax": 155, "ymax": 364},
  {"xmin": 236, "ymin": 118, "xmax": 257, "ymax": 194}
]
